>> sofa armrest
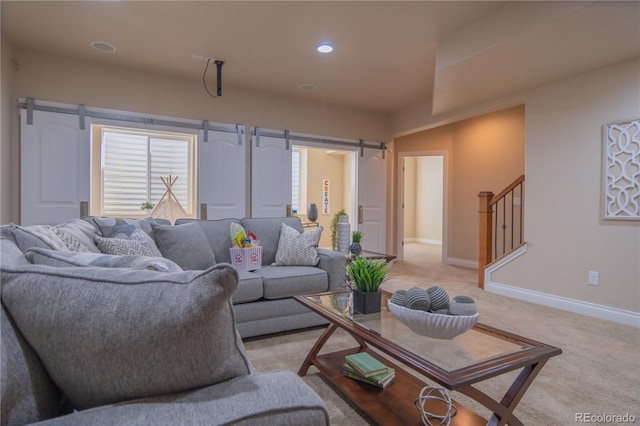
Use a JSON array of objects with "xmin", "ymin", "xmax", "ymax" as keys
[
  {"xmin": 317, "ymin": 248, "xmax": 347, "ymax": 291},
  {"xmin": 35, "ymin": 371, "xmax": 330, "ymax": 426}
]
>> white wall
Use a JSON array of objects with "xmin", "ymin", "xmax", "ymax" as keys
[
  {"xmin": 2, "ymin": 46, "xmax": 391, "ymax": 225},
  {"xmin": 492, "ymin": 58, "xmax": 640, "ymax": 315}
]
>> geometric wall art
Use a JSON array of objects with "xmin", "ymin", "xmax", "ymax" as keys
[{"xmin": 603, "ymin": 118, "xmax": 640, "ymax": 220}]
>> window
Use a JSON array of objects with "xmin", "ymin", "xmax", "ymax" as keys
[
  {"xmin": 292, "ymin": 147, "xmax": 307, "ymax": 215},
  {"xmin": 91, "ymin": 125, "xmax": 196, "ymax": 217}
]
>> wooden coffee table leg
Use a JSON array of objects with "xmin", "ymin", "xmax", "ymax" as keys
[
  {"xmin": 458, "ymin": 360, "xmax": 548, "ymax": 426},
  {"xmin": 298, "ymin": 322, "xmax": 370, "ymax": 377},
  {"xmin": 298, "ymin": 323, "xmax": 339, "ymax": 376}
]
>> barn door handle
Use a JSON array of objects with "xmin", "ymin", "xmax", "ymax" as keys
[
  {"xmin": 286, "ymin": 204, "xmax": 292, "ymax": 217},
  {"xmin": 358, "ymin": 205, "xmax": 363, "ymax": 224},
  {"xmin": 200, "ymin": 203, "xmax": 207, "ymax": 220},
  {"xmin": 79, "ymin": 201, "xmax": 88, "ymax": 218}
]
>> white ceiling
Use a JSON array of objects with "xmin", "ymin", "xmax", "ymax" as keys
[{"xmin": 2, "ymin": 1, "xmax": 639, "ymax": 118}]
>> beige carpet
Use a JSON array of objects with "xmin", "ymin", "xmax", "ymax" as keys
[{"xmin": 243, "ymin": 243, "xmax": 640, "ymax": 425}]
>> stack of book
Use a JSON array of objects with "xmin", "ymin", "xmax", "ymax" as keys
[{"xmin": 342, "ymin": 352, "xmax": 396, "ymax": 389}]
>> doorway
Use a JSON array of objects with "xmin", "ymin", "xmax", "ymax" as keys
[
  {"xmin": 397, "ymin": 152, "xmax": 447, "ymax": 263},
  {"xmin": 292, "ymin": 144, "xmax": 356, "ymax": 249}
]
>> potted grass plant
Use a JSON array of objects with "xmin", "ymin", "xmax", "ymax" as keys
[
  {"xmin": 349, "ymin": 231, "xmax": 362, "ymax": 256},
  {"xmin": 140, "ymin": 201, "xmax": 155, "ymax": 216},
  {"xmin": 346, "ymin": 256, "xmax": 389, "ymax": 314}
]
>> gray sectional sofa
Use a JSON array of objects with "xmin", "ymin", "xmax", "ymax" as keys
[
  {"xmin": 0, "ymin": 216, "xmax": 343, "ymax": 425},
  {"xmin": 175, "ymin": 217, "xmax": 346, "ymax": 338}
]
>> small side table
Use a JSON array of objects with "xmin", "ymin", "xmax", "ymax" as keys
[{"xmin": 348, "ymin": 250, "xmax": 396, "ymax": 263}]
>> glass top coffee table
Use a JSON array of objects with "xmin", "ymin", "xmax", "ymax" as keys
[{"xmin": 295, "ymin": 290, "xmax": 562, "ymax": 426}]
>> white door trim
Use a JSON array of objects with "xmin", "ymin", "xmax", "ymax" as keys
[{"xmin": 397, "ymin": 151, "xmax": 449, "ymax": 263}]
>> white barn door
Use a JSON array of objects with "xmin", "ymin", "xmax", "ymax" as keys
[
  {"xmin": 251, "ymin": 133, "xmax": 291, "ymax": 217},
  {"xmin": 198, "ymin": 129, "xmax": 246, "ymax": 219},
  {"xmin": 357, "ymin": 148, "xmax": 387, "ymax": 253},
  {"xmin": 21, "ymin": 110, "xmax": 90, "ymax": 225}
]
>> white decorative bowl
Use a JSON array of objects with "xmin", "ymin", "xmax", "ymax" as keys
[{"xmin": 388, "ymin": 302, "xmax": 479, "ymax": 340}]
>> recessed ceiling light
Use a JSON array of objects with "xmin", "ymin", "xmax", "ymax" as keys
[
  {"xmin": 317, "ymin": 43, "xmax": 334, "ymax": 54},
  {"xmin": 91, "ymin": 41, "xmax": 116, "ymax": 53},
  {"xmin": 300, "ymin": 83, "xmax": 316, "ymax": 91}
]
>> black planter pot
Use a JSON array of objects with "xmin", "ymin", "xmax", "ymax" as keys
[{"xmin": 352, "ymin": 290, "xmax": 381, "ymax": 314}]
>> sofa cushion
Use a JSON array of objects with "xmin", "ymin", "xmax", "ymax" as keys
[
  {"xmin": 255, "ymin": 265, "xmax": 329, "ymax": 300},
  {"xmin": 174, "ymin": 218, "xmax": 240, "ymax": 264},
  {"xmin": 1, "ymin": 227, "xmax": 30, "ymax": 266},
  {"xmin": 234, "ymin": 270, "xmax": 264, "ymax": 304},
  {"xmin": 151, "ymin": 222, "xmax": 216, "ymax": 270},
  {"xmin": 241, "ymin": 217, "xmax": 304, "ymax": 265},
  {"xmin": 274, "ymin": 223, "xmax": 323, "ymax": 266},
  {"xmin": 1, "ymin": 305, "xmax": 63, "ymax": 426},
  {"xmin": 1, "ymin": 263, "xmax": 252, "ymax": 410},
  {"xmin": 10, "ymin": 219, "xmax": 101, "ymax": 254},
  {"xmin": 25, "ymin": 248, "xmax": 183, "ymax": 273},
  {"xmin": 94, "ymin": 228, "xmax": 163, "ymax": 257},
  {"xmin": 31, "ymin": 371, "xmax": 329, "ymax": 426},
  {"xmin": 91, "ymin": 217, "xmax": 158, "ymax": 240}
]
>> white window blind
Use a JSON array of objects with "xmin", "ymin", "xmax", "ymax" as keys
[
  {"xmin": 292, "ymin": 150, "xmax": 300, "ymax": 213},
  {"xmin": 100, "ymin": 127, "xmax": 194, "ymax": 217}
]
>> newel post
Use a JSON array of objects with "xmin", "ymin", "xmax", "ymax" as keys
[{"xmin": 478, "ymin": 191, "xmax": 494, "ymax": 289}]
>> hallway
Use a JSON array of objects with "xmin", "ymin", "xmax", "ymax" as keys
[{"xmin": 385, "ymin": 243, "xmax": 478, "ymax": 293}]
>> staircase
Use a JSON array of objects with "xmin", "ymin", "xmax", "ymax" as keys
[{"xmin": 478, "ymin": 175, "xmax": 525, "ymax": 288}]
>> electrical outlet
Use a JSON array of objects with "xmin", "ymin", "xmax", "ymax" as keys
[{"xmin": 588, "ymin": 271, "xmax": 599, "ymax": 286}]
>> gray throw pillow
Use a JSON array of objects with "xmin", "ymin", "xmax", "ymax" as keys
[
  {"xmin": 26, "ymin": 248, "xmax": 183, "ymax": 272},
  {"xmin": 1, "ymin": 263, "xmax": 252, "ymax": 410},
  {"xmin": 273, "ymin": 223, "xmax": 323, "ymax": 266},
  {"xmin": 94, "ymin": 228, "xmax": 162, "ymax": 257},
  {"xmin": 151, "ymin": 222, "xmax": 216, "ymax": 270},
  {"xmin": 92, "ymin": 217, "xmax": 157, "ymax": 240},
  {"xmin": 10, "ymin": 219, "xmax": 100, "ymax": 254}
]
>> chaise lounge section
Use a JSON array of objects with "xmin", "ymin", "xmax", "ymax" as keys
[{"xmin": 1, "ymin": 222, "xmax": 332, "ymax": 425}]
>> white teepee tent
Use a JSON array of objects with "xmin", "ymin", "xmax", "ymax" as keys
[{"xmin": 150, "ymin": 175, "xmax": 188, "ymax": 224}]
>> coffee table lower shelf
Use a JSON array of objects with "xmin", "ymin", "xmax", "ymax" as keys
[{"xmin": 312, "ymin": 348, "xmax": 486, "ymax": 426}]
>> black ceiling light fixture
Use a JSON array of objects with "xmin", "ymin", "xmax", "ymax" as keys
[{"xmin": 202, "ymin": 57, "xmax": 225, "ymax": 98}]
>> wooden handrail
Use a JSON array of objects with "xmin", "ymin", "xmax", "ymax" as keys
[
  {"xmin": 490, "ymin": 175, "xmax": 525, "ymax": 206},
  {"xmin": 477, "ymin": 191, "xmax": 494, "ymax": 289},
  {"xmin": 478, "ymin": 175, "xmax": 526, "ymax": 289}
]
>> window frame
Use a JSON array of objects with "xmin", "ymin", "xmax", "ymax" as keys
[
  {"xmin": 90, "ymin": 123, "xmax": 197, "ymax": 218},
  {"xmin": 292, "ymin": 146, "xmax": 308, "ymax": 215}
]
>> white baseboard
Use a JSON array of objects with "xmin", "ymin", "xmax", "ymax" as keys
[
  {"xmin": 415, "ymin": 238, "xmax": 442, "ymax": 245},
  {"xmin": 404, "ymin": 238, "xmax": 442, "ymax": 245},
  {"xmin": 445, "ymin": 257, "xmax": 477, "ymax": 269},
  {"xmin": 485, "ymin": 281, "xmax": 640, "ymax": 327},
  {"xmin": 483, "ymin": 244, "xmax": 639, "ymax": 327}
]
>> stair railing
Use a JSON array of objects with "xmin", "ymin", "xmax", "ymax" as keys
[{"xmin": 478, "ymin": 175, "xmax": 525, "ymax": 288}]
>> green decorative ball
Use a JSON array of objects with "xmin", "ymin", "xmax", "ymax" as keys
[
  {"xmin": 449, "ymin": 295, "xmax": 478, "ymax": 316},
  {"xmin": 426, "ymin": 286, "xmax": 450, "ymax": 311},
  {"xmin": 406, "ymin": 287, "xmax": 431, "ymax": 311},
  {"xmin": 431, "ymin": 308, "xmax": 451, "ymax": 315}
]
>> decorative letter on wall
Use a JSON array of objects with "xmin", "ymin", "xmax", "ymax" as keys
[
  {"xmin": 322, "ymin": 179, "xmax": 330, "ymax": 214},
  {"xmin": 603, "ymin": 119, "xmax": 640, "ymax": 220}
]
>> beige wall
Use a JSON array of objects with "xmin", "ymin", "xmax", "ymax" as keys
[
  {"xmin": 403, "ymin": 156, "xmax": 443, "ymax": 244},
  {"xmin": 1, "ymin": 36, "xmax": 15, "ymax": 224},
  {"xmin": 493, "ymin": 58, "xmax": 640, "ymax": 313},
  {"xmin": 416, "ymin": 156, "xmax": 443, "ymax": 243},
  {"xmin": 403, "ymin": 157, "xmax": 417, "ymax": 238},
  {"xmin": 2, "ymin": 46, "xmax": 391, "ymax": 224},
  {"xmin": 342, "ymin": 153, "xmax": 353, "ymax": 221},
  {"xmin": 299, "ymin": 147, "xmax": 350, "ymax": 249},
  {"xmin": 392, "ymin": 105, "xmax": 525, "ymax": 263}
]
